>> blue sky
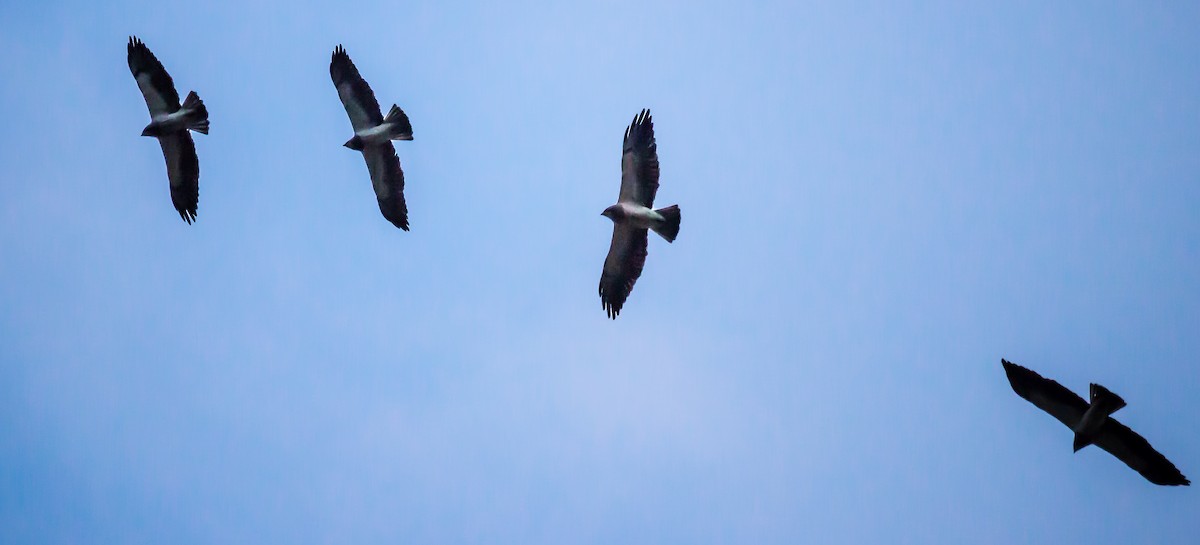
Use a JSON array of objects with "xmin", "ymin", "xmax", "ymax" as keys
[{"xmin": 1, "ymin": 1, "xmax": 1198, "ymax": 543}]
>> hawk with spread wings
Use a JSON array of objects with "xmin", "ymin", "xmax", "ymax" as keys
[
  {"xmin": 127, "ymin": 36, "xmax": 209, "ymax": 223},
  {"xmin": 1002, "ymin": 359, "xmax": 1189, "ymax": 486},
  {"xmin": 599, "ymin": 109, "xmax": 681, "ymax": 319},
  {"xmin": 330, "ymin": 45, "xmax": 414, "ymax": 230}
]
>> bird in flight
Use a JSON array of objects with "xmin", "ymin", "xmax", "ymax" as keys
[
  {"xmin": 330, "ymin": 45, "xmax": 413, "ymax": 230},
  {"xmin": 127, "ymin": 36, "xmax": 209, "ymax": 224},
  {"xmin": 1001, "ymin": 359, "xmax": 1189, "ymax": 486},
  {"xmin": 599, "ymin": 109, "xmax": 681, "ymax": 319}
]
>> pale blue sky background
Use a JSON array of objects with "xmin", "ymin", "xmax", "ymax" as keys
[{"xmin": 1, "ymin": 1, "xmax": 1198, "ymax": 543}]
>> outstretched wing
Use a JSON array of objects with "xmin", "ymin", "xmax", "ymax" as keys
[
  {"xmin": 1094, "ymin": 418, "xmax": 1190, "ymax": 486},
  {"xmin": 1002, "ymin": 359, "xmax": 1088, "ymax": 429},
  {"xmin": 127, "ymin": 36, "xmax": 181, "ymax": 116},
  {"xmin": 362, "ymin": 143, "xmax": 408, "ymax": 230},
  {"xmin": 330, "ymin": 45, "xmax": 383, "ymax": 132},
  {"xmin": 599, "ymin": 224, "xmax": 648, "ymax": 319},
  {"xmin": 158, "ymin": 131, "xmax": 199, "ymax": 223},
  {"xmin": 618, "ymin": 109, "xmax": 660, "ymax": 207}
]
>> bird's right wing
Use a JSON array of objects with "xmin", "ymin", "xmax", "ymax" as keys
[
  {"xmin": 599, "ymin": 224, "xmax": 648, "ymax": 319},
  {"xmin": 1093, "ymin": 418, "xmax": 1190, "ymax": 486},
  {"xmin": 330, "ymin": 45, "xmax": 383, "ymax": 132},
  {"xmin": 362, "ymin": 143, "xmax": 408, "ymax": 230},
  {"xmin": 158, "ymin": 130, "xmax": 199, "ymax": 223},
  {"xmin": 128, "ymin": 36, "xmax": 181, "ymax": 116},
  {"xmin": 618, "ymin": 109, "xmax": 660, "ymax": 207},
  {"xmin": 1002, "ymin": 359, "xmax": 1088, "ymax": 429}
]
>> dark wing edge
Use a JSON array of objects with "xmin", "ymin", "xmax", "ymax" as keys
[
  {"xmin": 159, "ymin": 131, "xmax": 199, "ymax": 224},
  {"xmin": 127, "ymin": 36, "xmax": 180, "ymax": 110},
  {"xmin": 363, "ymin": 143, "xmax": 408, "ymax": 230},
  {"xmin": 598, "ymin": 225, "xmax": 649, "ymax": 319},
  {"xmin": 1001, "ymin": 359, "xmax": 1088, "ymax": 429},
  {"xmin": 330, "ymin": 45, "xmax": 383, "ymax": 126},
  {"xmin": 618, "ymin": 108, "xmax": 660, "ymax": 207},
  {"xmin": 1094, "ymin": 418, "xmax": 1190, "ymax": 486}
]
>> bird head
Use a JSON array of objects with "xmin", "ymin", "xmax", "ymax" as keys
[
  {"xmin": 601, "ymin": 205, "xmax": 622, "ymax": 221},
  {"xmin": 343, "ymin": 135, "xmax": 364, "ymax": 151},
  {"xmin": 140, "ymin": 124, "xmax": 158, "ymax": 137}
]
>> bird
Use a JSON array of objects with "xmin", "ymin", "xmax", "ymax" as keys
[
  {"xmin": 598, "ymin": 109, "xmax": 681, "ymax": 319},
  {"xmin": 330, "ymin": 45, "xmax": 413, "ymax": 230},
  {"xmin": 127, "ymin": 36, "xmax": 209, "ymax": 224},
  {"xmin": 1001, "ymin": 359, "xmax": 1189, "ymax": 486}
]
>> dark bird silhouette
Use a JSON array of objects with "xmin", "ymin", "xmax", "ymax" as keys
[
  {"xmin": 127, "ymin": 36, "xmax": 209, "ymax": 223},
  {"xmin": 330, "ymin": 45, "xmax": 413, "ymax": 230},
  {"xmin": 599, "ymin": 109, "xmax": 681, "ymax": 319},
  {"xmin": 1002, "ymin": 359, "xmax": 1189, "ymax": 486}
]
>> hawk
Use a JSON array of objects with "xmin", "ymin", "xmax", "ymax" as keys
[
  {"xmin": 330, "ymin": 45, "xmax": 413, "ymax": 230},
  {"xmin": 127, "ymin": 36, "xmax": 209, "ymax": 223},
  {"xmin": 1002, "ymin": 359, "xmax": 1189, "ymax": 486},
  {"xmin": 599, "ymin": 109, "xmax": 681, "ymax": 319}
]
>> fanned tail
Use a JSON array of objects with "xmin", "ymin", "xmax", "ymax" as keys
[
  {"xmin": 384, "ymin": 104, "xmax": 413, "ymax": 141},
  {"xmin": 1090, "ymin": 383, "xmax": 1126, "ymax": 415},
  {"xmin": 182, "ymin": 91, "xmax": 209, "ymax": 134},
  {"xmin": 651, "ymin": 204, "xmax": 681, "ymax": 242}
]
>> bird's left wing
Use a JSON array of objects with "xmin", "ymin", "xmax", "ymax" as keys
[
  {"xmin": 618, "ymin": 109, "xmax": 660, "ymax": 207},
  {"xmin": 1094, "ymin": 418, "xmax": 1190, "ymax": 486},
  {"xmin": 362, "ymin": 143, "xmax": 408, "ymax": 230},
  {"xmin": 158, "ymin": 131, "xmax": 199, "ymax": 223},
  {"xmin": 1002, "ymin": 359, "xmax": 1089, "ymax": 429},
  {"xmin": 599, "ymin": 224, "xmax": 649, "ymax": 319},
  {"xmin": 330, "ymin": 45, "xmax": 383, "ymax": 132},
  {"xmin": 127, "ymin": 36, "xmax": 181, "ymax": 116}
]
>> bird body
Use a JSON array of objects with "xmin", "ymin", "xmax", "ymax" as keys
[
  {"xmin": 603, "ymin": 203, "xmax": 667, "ymax": 230},
  {"xmin": 140, "ymin": 101, "xmax": 206, "ymax": 137},
  {"xmin": 345, "ymin": 111, "xmax": 414, "ymax": 150},
  {"xmin": 1072, "ymin": 384, "xmax": 1127, "ymax": 451}
]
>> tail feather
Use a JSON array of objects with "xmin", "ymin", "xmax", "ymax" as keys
[
  {"xmin": 1090, "ymin": 383, "xmax": 1126, "ymax": 414},
  {"xmin": 182, "ymin": 91, "xmax": 209, "ymax": 135},
  {"xmin": 651, "ymin": 204, "xmax": 681, "ymax": 242},
  {"xmin": 384, "ymin": 104, "xmax": 413, "ymax": 140}
]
